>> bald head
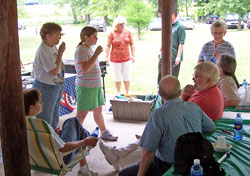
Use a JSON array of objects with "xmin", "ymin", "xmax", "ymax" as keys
[{"xmin": 159, "ymin": 76, "xmax": 181, "ymax": 101}]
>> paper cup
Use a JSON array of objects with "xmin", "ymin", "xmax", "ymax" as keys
[{"xmin": 216, "ymin": 136, "xmax": 227, "ymax": 149}]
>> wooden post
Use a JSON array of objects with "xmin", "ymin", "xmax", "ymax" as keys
[
  {"xmin": 0, "ymin": 0, "xmax": 31, "ymax": 175},
  {"xmin": 161, "ymin": 0, "xmax": 173, "ymax": 77}
]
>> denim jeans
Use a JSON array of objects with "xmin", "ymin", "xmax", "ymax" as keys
[
  {"xmin": 118, "ymin": 156, "xmax": 172, "ymax": 176},
  {"xmin": 60, "ymin": 117, "xmax": 90, "ymax": 164},
  {"xmin": 33, "ymin": 79, "xmax": 63, "ymax": 129}
]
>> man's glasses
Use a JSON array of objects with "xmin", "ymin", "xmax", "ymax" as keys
[{"xmin": 192, "ymin": 74, "xmax": 206, "ymax": 81}]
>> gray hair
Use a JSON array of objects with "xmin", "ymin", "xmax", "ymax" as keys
[
  {"xmin": 210, "ymin": 20, "xmax": 227, "ymax": 31},
  {"xmin": 194, "ymin": 62, "xmax": 219, "ymax": 86}
]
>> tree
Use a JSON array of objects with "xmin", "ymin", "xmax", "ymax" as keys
[
  {"xmin": 54, "ymin": 0, "xmax": 89, "ymax": 23},
  {"xmin": 89, "ymin": 0, "xmax": 126, "ymax": 25},
  {"xmin": 147, "ymin": 0, "xmax": 159, "ymax": 16},
  {"xmin": 179, "ymin": 0, "xmax": 193, "ymax": 17},
  {"xmin": 203, "ymin": 0, "xmax": 250, "ymax": 30},
  {"xmin": 124, "ymin": 0, "xmax": 153, "ymax": 40}
]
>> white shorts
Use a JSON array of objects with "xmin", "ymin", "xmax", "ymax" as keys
[{"xmin": 112, "ymin": 61, "xmax": 131, "ymax": 82}]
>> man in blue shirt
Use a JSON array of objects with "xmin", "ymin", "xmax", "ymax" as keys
[{"xmin": 119, "ymin": 76, "xmax": 215, "ymax": 176}]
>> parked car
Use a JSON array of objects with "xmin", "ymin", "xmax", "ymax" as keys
[
  {"xmin": 245, "ymin": 12, "xmax": 250, "ymax": 29},
  {"xmin": 149, "ymin": 17, "xmax": 162, "ymax": 31},
  {"xmin": 18, "ymin": 22, "xmax": 26, "ymax": 30},
  {"xmin": 206, "ymin": 14, "xmax": 219, "ymax": 24},
  {"xmin": 89, "ymin": 17, "xmax": 106, "ymax": 32},
  {"xmin": 224, "ymin": 13, "xmax": 244, "ymax": 29},
  {"xmin": 179, "ymin": 17, "xmax": 195, "ymax": 30}
]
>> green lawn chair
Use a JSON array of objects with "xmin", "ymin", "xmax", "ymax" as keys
[{"xmin": 26, "ymin": 117, "xmax": 91, "ymax": 176}]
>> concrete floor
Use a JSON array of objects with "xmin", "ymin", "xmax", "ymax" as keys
[{"xmin": 0, "ymin": 95, "xmax": 147, "ymax": 176}]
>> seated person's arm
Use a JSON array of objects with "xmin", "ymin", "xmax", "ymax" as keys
[
  {"xmin": 224, "ymin": 99, "xmax": 240, "ymax": 109},
  {"xmin": 181, "ymin": 84, "xmax": 195, "ymax": 101},
  {"xmin": 137, "ymin": 149, "xmax": 155, "ymax": 176},
  {"xmin": 59, "ymin": 136, "xmax": 98, "ymax": 153}
]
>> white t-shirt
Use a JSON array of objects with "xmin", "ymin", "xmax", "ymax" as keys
[{"xmin": 33, "ymin": 42, "xmax": 63, "ymax": 85}]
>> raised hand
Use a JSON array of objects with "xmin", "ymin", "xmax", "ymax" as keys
[{"xmin": 94, "ymin": 45, "xmax": 103, "ymax": 56}]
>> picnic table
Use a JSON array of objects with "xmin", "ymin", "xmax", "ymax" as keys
[{"xmin": 163, "ymin": 119, "xmax": 250, "ymax": 176}]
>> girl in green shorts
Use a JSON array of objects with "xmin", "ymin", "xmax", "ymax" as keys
[{"xmin": 74, "ymin": 26, "xmax": 118, "ymax": 141}]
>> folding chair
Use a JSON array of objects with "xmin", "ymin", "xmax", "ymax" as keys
[{"xmin": 26, "ymin": 117, "xmax": 91, "ymax": 176}]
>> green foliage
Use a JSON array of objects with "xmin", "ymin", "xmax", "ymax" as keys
[
  {"xmin": 89, "ymin": 0, "xmax": 126, "ymax": 23},
  {"xmin": 124, "ymin": 0, "xmax": 153, "ymax": 40},
  {"xmin": 204, "ymin": 0, "xmax": 250, "ymax": 18},
  {"xmin": 202, "ymin": 0, "xmax": 250, "ymax": 29},
  {"xmin": 147, "ymin": 0, "xmax": 159, "ymax": 16},
  {"xmin": 179, "ymin": 0, "xmax": 193, "ymax": 16},
  {"xmin": 54, "ymin": 0, "xmax": 89, "ymax": 23}
]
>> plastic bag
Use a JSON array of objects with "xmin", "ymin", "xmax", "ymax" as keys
[{"xmin": 238, "ymin": 85, "xmax": 250, "ymax": 105}]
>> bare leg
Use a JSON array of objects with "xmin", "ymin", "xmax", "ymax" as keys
[
  {"xmin": 124, "ymin": 81, "xmax": 130, "ymax": 94},
  {"xmin": 76, "ymin": 110, "xmax": 89, "ymax": 124},
  {"xmin": 93, "ymin": 105, "xmax": 106, "ymax": 131},
  {"xmin": 115, "ymin": 81, "xmax": 121, "ymax": 94}
]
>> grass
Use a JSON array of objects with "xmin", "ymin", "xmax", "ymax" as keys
[{"xmin": 19, "ymin": 24, "xmax": 250, "ymax": 95}]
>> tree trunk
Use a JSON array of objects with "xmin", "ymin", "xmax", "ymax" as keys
[
  {"xmin": 104, "ymin": 15, "xmax": 108, "ymax": 25},
  {"xmin": 71, "ymin": 6, "xmax": 78, "ymax": 23},
  {"xmin": 0, "ymin": 0, "xmax": 31, "ymax": 175},
  {"xmin": 185, "ymin": 0, "xmax": 189, "ymax": 17},
  {"xmin": 138, "ymin": 28, "xmax": 141, "ymax": 40},
  {"xmin": 85, "ymin": 14, "xmax": 90, "ymax": 24},
  {"xmin": 238, "ymin": 18, "xmax": 242, "ymax": 30}
]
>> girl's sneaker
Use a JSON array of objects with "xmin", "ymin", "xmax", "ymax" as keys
[{"xmin": 101, "ymin": 130, "xmax": 118, "ymax": 141}]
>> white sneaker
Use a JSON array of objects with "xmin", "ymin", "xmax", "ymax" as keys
[
  {"xmin": 99, "ymin": 140, "xmax": 119, "ymax": 165},
  {"xmin": 78, "ymin": 167, "xmax": 98, "ymax": 176},
  {"xmin": 101, "ymin": 130, "xmax": 118, "ymax": 141}
]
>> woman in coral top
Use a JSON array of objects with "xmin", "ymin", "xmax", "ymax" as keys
[{"xmin": 105, "ymin": 16, "xmax": 135, "ymax": 94}]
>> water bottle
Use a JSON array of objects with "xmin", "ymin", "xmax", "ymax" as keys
[
  {"xmin": 234, "ymin": 113, "xmax": 243, "ymax": 141},
  {"xmin": 91, "ymin": 127, "xmax": 99, "ymax": 138},
  {"xmin": 209, "ymin": 56, "xmax": 217, "ymax": 64},
  {"xmin": 242, "ymin": 79, "xmax": 248, "ymax": 86},
  {"xmin": 109, "ymin": 106, "xmax": 112, "ymax": 112},
  {"xmin": 87, "ymin": 127, "xmax": 99, "ymax": 150},
  {"xmin": 190, "ymin": 159, "xmax": 203, "ymax": 176}
]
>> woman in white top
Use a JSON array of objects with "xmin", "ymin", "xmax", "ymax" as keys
[{"xmin": 217, "ymin": 54, "xmax": 240, "ymax": 108}]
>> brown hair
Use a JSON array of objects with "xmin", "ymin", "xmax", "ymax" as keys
[
  {"xmin": 77, "ymin": 26, "xmax": 98, "ymax": 47},
  {"xmin": 40, "ymin": 22, "xmax": 62, "ymax": 41},
  {"xmin": 219, "ymin": 54, "xmax": 240, "ymax": 88},
  {"xmin": 23, "ymin": 88, "xmax": 42, "ymax": 115},
  {"xmin": 210, "ymin": 20, "xmax": 227, "ymax": 32}
]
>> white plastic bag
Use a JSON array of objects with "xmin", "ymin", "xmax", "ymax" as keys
[{"xmin": 238, "ymin": 85, "xmax": 250, "ymax": 105}]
